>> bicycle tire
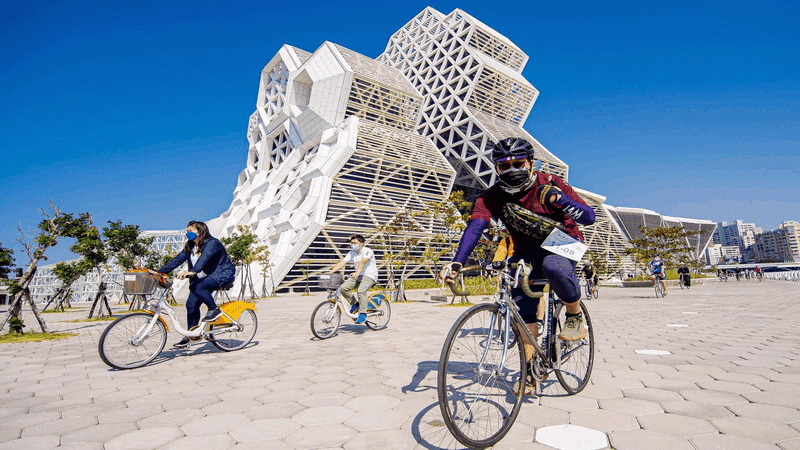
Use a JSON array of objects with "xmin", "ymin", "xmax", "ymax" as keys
[
  {"xmin": 437, "ymin": 303, "xmax": 526, "ymax": 449},
  {"xmin": 584, "ymin": 283, "xmax": 592, "ymax": 300},
  {"xmin": 365, "ymin": 295, "xmax": 391, "ymax": 331},
  {"xmin": 98, "ymin": 313, "xmax": 167, "ymax": 370},
  {"xmin": 553, "ymin": 302, "xmax": 594, "ymax": 394},
  {"xmin": 209, "ymin": 309, "xmax": 258, "ymax": 351},
  {"xmin": 310, "ymin": 301, "xmax": 340, "ymax": 339},
  {"xmin": 654, "ymin": 281, "xmax": 662, "ymax": 298},
  {"xmin": 593, "ymin": 284, "xmax": 599, "ymax": 299}
]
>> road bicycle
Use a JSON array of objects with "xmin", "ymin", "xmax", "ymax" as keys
[
  {"xmin": 584, "ymin": 278, "xmax": 599, "ymax": 299},
  {"xmin": 653, "ymin": 274, "xmax": 666, "ymax": 298},
  {"xmin": 98, "ymin": 269, "xmax": 257, "ymax": 370},
  {"xmin": 310, "ymin": 273, "xmax": 391, "ymax": 339},
  {"xmin": 437, "ymin": 260, "xmax": 594, "ymax": 449},
  {"xmin": 718, "ymin": 271, "xmax": 728, "ymax": 282}
]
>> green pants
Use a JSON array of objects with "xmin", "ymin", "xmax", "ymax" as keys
[{"xmin": 340, "ymin": 275, "xmax": 376, "ymax": 314}]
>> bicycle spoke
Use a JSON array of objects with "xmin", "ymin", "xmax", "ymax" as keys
[{"xmin": 438, "ymin": 304, "xmax": 525, "ymax": 448}]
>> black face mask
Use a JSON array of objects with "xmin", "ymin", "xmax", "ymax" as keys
[{"xmin": 499, "ymin": 168, "xmax": 531, "ymax": 188}]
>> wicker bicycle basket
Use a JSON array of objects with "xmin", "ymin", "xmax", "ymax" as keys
[{"xmin": 123, "ymin": 270, "xmax": 169, "ymax": 295}]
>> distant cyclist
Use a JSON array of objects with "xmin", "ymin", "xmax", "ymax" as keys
[
  {"xmin": 581, "ymin": 263, "xmax": 599, "ymax": 297},
  {"xmin": 755, "ymin": 265, "xmax": 762, "ymax": 280},
  {"xmin": 649, "ymin": 256, "xmax": 667, "ymax": 296},
  {"xmin": 677, "ymin": 263, "xmax": 691, "ymax": 288}
]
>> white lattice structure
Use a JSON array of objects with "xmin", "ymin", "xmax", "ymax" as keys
[
  {"xmin": 377, "ymin": 7, "xmax": 567, "ymax": 197},
  {"xmin": 207, "ymin": 7, "xmax": 678, "ymax": 293},
  {"xmin": 30, "ymin": 230, "xmax": 184, "ymax": 303},
  {"xmin": 208, "ymin": 42, "xmax": 455, "ymax": 293}
]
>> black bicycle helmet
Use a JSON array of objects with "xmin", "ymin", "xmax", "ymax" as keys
[{"xmin": 489, "ymin": 137, "xmax": 535, "ymax": 162}]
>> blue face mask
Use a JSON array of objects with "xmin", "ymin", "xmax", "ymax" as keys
[{"xmin": 186, "ymin": 231, "xmax": 198, "ymax": 241}]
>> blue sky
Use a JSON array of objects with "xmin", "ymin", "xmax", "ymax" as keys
[{"xmin": 2, "ymin": 0, "xmax": 798, "ymax": 265}]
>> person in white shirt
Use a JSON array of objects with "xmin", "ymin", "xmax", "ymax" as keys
[{"xmin": 329, "ymin": 234, "xmax": 379, "ymax": 324}]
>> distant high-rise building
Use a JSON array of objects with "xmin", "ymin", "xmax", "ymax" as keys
[
  {"xmin": 754, "ymin": 221, "xmax": 800, "ymax": 263},
  {"xmin": 713, "ymin": 220, "xmax": 762, "ymax": 262}
]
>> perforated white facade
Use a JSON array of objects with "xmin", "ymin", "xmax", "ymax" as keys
[{"xmin": 209, "ymin": 7, "xmax": 638, "ymax": 292}]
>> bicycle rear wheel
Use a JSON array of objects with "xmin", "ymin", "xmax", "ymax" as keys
[
  {"xmin": 437, "ymin": 303, "xmax": 526, "ymax": 449},
  {"xmin": 365, "ymin": 294, "xmax": 391, "ymax": 331},
  {"xmin": 209, "ymin": 309, "xmax": 258, "ymax": 351},
  {"xmin": 98, "ymin": 313, "xmax": 167, "ymax": 370},
  {"xmin": 310, "ymin": 301, "xmax": 340, "ymax": 339},
  {"xmin": 553, "ymin": 301, "xmax": 594, "ymax": 394}
]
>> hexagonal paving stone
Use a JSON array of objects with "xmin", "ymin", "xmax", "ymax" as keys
[
  {"xmin": 104, "ymin": 427, "xmax": 184, "ymax": 450},
  {"xmin": 711, "ymin": 417, "xmax": 800, "ymax": 442},
  {"xmin": 344, "ymin": 409, "xmax": 409, "ymax": 431},
  {"xmin": 229, "ymin": 418, "xmax": 301, "ymax": 442},
  {"xmin": 292, "ymin": 405, "xmax": 354, "ymax": 426},
  {"xmin": 181, "ymin": 413, "xmax": 250, "ymax": 435},
  {"xmin": 137, "ymin": 408, "xmax": 205, "ymax": 428},
  {"xmin": 282, "ymin": 423, "xmax": 357, "ymax": 449},
  {"xmin": 609, "ymin": 429, "xmax": 694, "ymax": 450},
  {"xmin": 690, "ymin": 433, "xmax": 783, "ymax": 450},
  {"xmin": 637, "ymin": 413, "xmax": 718, "ymax": 437},
  {"xmin": 536, "ymin": 424, "xmax": 608, "ymax": 450},
  {"xmin": 344, "ymin": 395, "xmax": 400, "ymax": 412}
]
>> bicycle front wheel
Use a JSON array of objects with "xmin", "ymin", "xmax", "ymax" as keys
[
  {"xmin": 310, "ymin": 301, "xmax": 341, "ymax": 339},
  {"xmin": 585, "ymin": 283, "xmax": 592, "ymax": 300},
  {"xmin": 553, "ymin": 301, "xmax": 594, "ymax": 394},
  {"xmin": 437, "ymin": 303, "xmax": 526, "ymax": 449},
  {"xmin": 209, "ymin": 309, "xmax": 258, "ymax": 351},
  {"xmin": 98, "ymin": 313, "xmax": 167, "ymax": 370},
  {"xmin": 593, "ymin": 285, "xmax": 599, "ymax": 299},
  {"xmin": 365, "ymin": 295, "xmax": 391, "ymax": 331}
]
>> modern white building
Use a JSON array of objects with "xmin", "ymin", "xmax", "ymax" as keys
[
  {"xmin": 30, "ymin": 230, "xmax": 185, "ymax": 303},
  {"xmin": 28, "ymin": 7, "xmax": 721, "ymax": 299}
]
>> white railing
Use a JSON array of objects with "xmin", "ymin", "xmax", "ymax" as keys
[{"xmin": 763, "ymin": 271, "xmax": 800, "ymax": 281}]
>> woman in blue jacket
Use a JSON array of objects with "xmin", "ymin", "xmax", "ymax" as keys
[{"xmin": 159, "ymin": 220, "xmax": 236, "ymax": 348}]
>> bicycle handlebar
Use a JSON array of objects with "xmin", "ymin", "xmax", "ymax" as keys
[{"xmin": 444, "ymin": 260, "xmax": 544, "ymax": 299}]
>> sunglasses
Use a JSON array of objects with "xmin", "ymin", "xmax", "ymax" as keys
[{"xmin": 496, "ymin": 160, "xmax": 528, "ymax": 171}]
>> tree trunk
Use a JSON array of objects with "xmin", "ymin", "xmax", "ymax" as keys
[
  {"xmin": 26, "ymin": 289, "xmax": 49, "ymax": 333},
  {"xmin": 89, "ymin": 281, "xmax": 112, "ymax": 318}
]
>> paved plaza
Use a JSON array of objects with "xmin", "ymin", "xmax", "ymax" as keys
[{"xmin": 1, "ymin": 278, "xmax": 800, "ymax": 450}]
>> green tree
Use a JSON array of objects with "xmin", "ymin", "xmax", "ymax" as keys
[
  {"xmin": 1, "ymin": 203, "xmax": 80, "ymax": 333},
  {"xmin": 256, "ymin": 247, "xmax": 275, "ymax": 297},
  {"xmin": 0, "ymin": 242, "xmax": 14, "ymax": 279},
  {"xmin": 103, "ymin": 220, "xmax": 159, "ymax": 270},
  {"xmin": 221, "ymin": 225, "xmax": 267, "ymax": 300},
  {"xmin": 624, "ymin": 225, "xmax": 705, "ymax": 270},
  {"xmin": 417, "ymin": 191, "xmax": 472, "ymax": 279},
  {"xmin": 375, "ymin": 210, "xmax": 423, "ymax": 302},
  {"xmin": 46, "ymin": 213, "xmax": 103, "ymax": 312},
  {"xmin": 583, "ymin": 250, "xmax": 611, "ymax": 278}
]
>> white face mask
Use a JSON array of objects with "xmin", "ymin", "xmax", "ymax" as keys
[{"xmin": 351, "ymin": 243, "xmax": 361, "ymax": 251}]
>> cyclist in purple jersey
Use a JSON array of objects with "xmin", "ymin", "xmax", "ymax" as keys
[{"xmin": 440, "ymin": 137, "xmax": 596, "ymax": 351}]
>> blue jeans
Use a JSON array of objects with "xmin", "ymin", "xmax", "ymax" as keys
[
  {"xmin": 510, "ymin": 247, "xmax": 580, "ymax": 324},
  {"xmin": 186, "ymin": 277, "xmax": 220, "ymax": 329}
]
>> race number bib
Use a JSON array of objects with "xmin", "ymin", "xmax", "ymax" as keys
[{"xmin": 540, "ymin": 228, "xmax": 588, "ymax": 262}]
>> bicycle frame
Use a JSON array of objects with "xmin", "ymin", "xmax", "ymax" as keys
[
  {"xmin": 134, "ymin": 285, "xmax": 247, "ymax": 345},
  {"xmin": 473, "ymin": 262, "xmax": 556, "ymax": 391},
  {"xmin": 328, "ymin": 286, "xmax": 383, "ymax": 321}
]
